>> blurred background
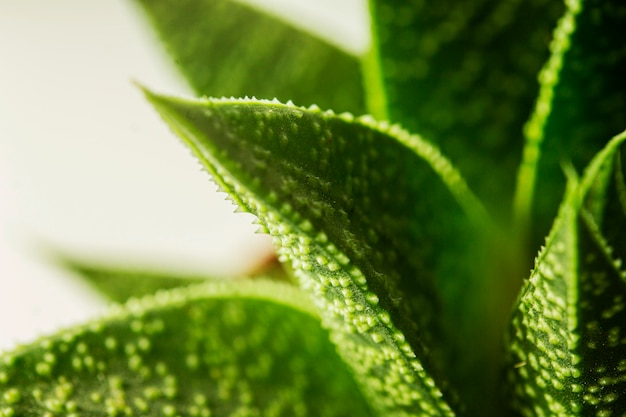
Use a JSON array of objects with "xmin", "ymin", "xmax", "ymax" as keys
[{"xmin": 0, "ymin": 0, "xmax": 367, "ymax": 351}]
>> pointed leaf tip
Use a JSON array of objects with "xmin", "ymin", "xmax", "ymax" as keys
[
  {"xmin": 144, "ymin": 92, "xmax": 500, "ymax": 416},
  {"xmin": 508, "ymin": 131, "xmax": 626, "ymax": 416}
]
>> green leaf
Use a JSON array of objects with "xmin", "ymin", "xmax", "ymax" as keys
[
  {"xmin": 0, "ymin": 280, "xmax": 373, "ymax": 417},
  {"xmin": 55, "ymin": 253, "xmax": 291, "ymax": 304},
  {"xmin": 590, "ymin": 148, "xmax": 626, "ymax": 262},
  {"xmin": 60, "ymin": 258, "xmax": 219, "ymax": 303},
  {"xmin": 514, "ymin": 0, "xmax": 626, "ymax": 245},
  {"xmin": 507, "ymin": 130, "xmax": 626, "ymax": 416},
  {"xmin": 142, "ymin": 89, "xmax": 498, "ymax": 415},
  {"xmin": 133, "ymin": 0, "xmax": 365, "ymax": 114},
  {"xmin": 366, "ymin": 0, "xmax": 564, "ymax": 212}
]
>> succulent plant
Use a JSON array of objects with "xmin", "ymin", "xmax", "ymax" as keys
[{"xmin": 1, "ymin": 0, "xmax": 625, "ymax": 415}]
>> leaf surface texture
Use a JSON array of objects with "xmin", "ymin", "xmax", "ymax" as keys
[
  {"xmin": 508, "ymin": 131, "xmax": 626, "ymax": 416},
  {"xmin": 367, "ymin": 0, "xmax": 563, "ymax": 213},
  {"xmin": 515, "ymin": 0, "xmax": 626, "ymax": 243},
  {"xmin": 0, "ymin": 280, "xmax": 373, "ymax": 417},
  {"xmin": 142, "ymin": 91, "xmax": 492, "ymax": 415}
]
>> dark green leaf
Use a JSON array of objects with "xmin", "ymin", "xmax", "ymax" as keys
[
  {"xmin": 133, "ymin": 0, "xmax": 365, "ymax": 113},
  {"xmin": 514, "ymin": 0, "xmax": 626, "ymax": 245},
  {"xmin": 590, "ymin": 148, "xmax": 626, "ymax": 262},
  {"xmin": 142, "ymin": 90, "xmax": 498, "ymax": 416},
  {"xmin": 507, "ymin": 130, "xmax": 626, "ymax": 416},
  {"xmin": 0, "ymin": 280, "xmax": 373, "ymax": 417},
  {"xmin": 366, "ymin": 0, "xmax": 563, "ymax": 212}
]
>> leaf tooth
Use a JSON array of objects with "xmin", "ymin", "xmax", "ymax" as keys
[
  {"xmin": 355, "ymin": 114, "xmax": 376, "ymax": 125},
  {"xmin": 232, "ymin": 204, "xmax": 247, "ymax": 214},
  {"xmin": 338, "ymin": 112, "xmax": 355, "ymax": 122},
  {"xmin": 375, "ymin": 119, "xmax": 392, "ymax": 132},
  {"xmin": 142, "ymin": 90, "xmax": 465, "ymax": 415},
  {"xmin": 253, "ymin": 226, "xmax": 268, "ymax": 235},
  {"xmin": 356, "ymin": 115, "xmax": 405, "ymax": 139},
  {"xmin": 613, "ymin": 257, "xmax": 622, "ymax": 270},
  {"xmin": 365, "ymin": 292, "xmax": 379, "ymax": 306}
]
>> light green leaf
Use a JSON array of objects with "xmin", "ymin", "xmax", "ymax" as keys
[
  {"xmin": 366, "ymin": 0, "xmax": 563, "ymax": 212},
  {"xmin": 0, "ymin": 280, "xmax": 373, "ymax": 417},
  {"xmin": 59, "ymin": 258, "xmax": 220, "ymax": 303},
  {"xmin": 141, "ymin": 89, "xmax": 498, "ymax": 416},
  {"xmin": 55, "ymin": 253, "xmax": 290, "ymax": 304},
  {"xmin": 514, "ymin": 0, "xmax": 626, "ymax": 245},
  {"xmin": 133, "ymin": 0, "xmax": 365, "ymax": 114},
  {"xmin": 507, "ymin": 130, "xmax": 626, "ymax": 416}
]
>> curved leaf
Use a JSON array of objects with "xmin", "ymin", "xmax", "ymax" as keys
[
  {"xmin": 133, "ymin": 0, "xmax": 365, "ymax": 114},
  {"xmin": 514, "ymin": 0, "xmax": 626, "ymax": 245},
  {"xmin": 0, "ymin": 280, "xmax": 373, "ymax": 417},
  {"xmin": 366, "ymin": 0, "xmax": 563, "ymax": 211},
  {"xmin": 142, "ymin": 90, "xmax": 499, "ymax": 415},
  {"xmin": 507, "ymin": 130, "xmax": 626, "ymax": 416}
]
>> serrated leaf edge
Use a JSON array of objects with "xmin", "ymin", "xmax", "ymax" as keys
[
  {"xmin": 141, "ymin": 89, "xmax": 460, "ymax": 415},
  {"xmin": 140, "ymin": 87, "xmax": 490, "ymax": 229},
  {"xmin": 0, "ymin": 279, "xmax": 316, "ymax": 359},
  {"xmin": 513, "ymin": 0, "xmax": 582, "ymax": 233}
]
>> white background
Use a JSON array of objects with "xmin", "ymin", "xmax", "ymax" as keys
[{"xmin": 0, "ymin": 0, "xmax": 367, "ymax": 351}]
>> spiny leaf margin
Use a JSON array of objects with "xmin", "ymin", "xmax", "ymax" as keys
[
  {"xmin": 0, "ymin": 279, "xmax": 374, "ymax": 417},
  {"xmin": 141, "ymin": 89, "xmax": 488, "ymax": 416},
  {"xmin": 507, "ymin": 129, "xmax": 626, "ymax": 416}
]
